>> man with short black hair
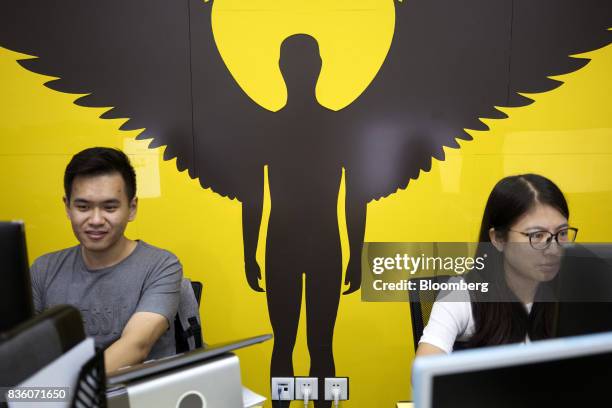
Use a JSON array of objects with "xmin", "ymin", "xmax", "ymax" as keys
[{"xmin": 31, "ymin": 147, "xmax": 182, "ymax": 372}]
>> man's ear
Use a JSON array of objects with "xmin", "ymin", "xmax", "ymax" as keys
[
  {"xmin": 63, "ymin": 196, "xmax": 70, "ymax": 218},
  {"xmin": 128, "ymin": 197, "xmax": 138, "ymax": 221},
  {"xmin": 489, "ymin": 227, "xmax": 504, "ymax": 252}
]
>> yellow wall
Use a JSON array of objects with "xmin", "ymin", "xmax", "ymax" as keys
[{"xmin": 1, "ymin": 1, "xmax": 611, "ymax": 406}]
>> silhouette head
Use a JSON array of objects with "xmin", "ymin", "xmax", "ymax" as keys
[{"xmin": 279, "ymin": 34, "xmax": 322, "ymax": 104}]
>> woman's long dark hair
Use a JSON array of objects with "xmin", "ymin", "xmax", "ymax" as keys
[{"xmin": 465, "ymin": 174, "xmax": 568, "ymax": 348}]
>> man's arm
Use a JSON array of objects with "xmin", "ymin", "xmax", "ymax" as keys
[{"xmin": 104, "ymin": 311, "xmax": 168, "ymax": 373}]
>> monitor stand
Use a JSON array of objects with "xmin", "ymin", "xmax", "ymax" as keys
[{"xmin": 107, "ymin": 353, "xmax": 243, "ymax": 408}]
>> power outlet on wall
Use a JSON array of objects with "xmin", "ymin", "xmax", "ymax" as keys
[
  {"xmin": 295, "ymin": 377, "xmax": 318, "ymax": 402},
  {"xmin": 271, "ymin": 377, "xmax": 295, "ymax": 401},
  {"xmin": 324, "ymin": 377, "xmax": 349, "ymax": 402}
]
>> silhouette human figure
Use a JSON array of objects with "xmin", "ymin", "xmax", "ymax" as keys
[
  {"xmin": 2, "ymin": 2, "xmax": 610, "ymax": 407},
  {"xmin": 241, "ymin": 36, "xmax": 345, "ymax": 407}
]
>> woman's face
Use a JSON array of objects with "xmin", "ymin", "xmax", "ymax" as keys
[{"xmin": 494, "ymin": 203, "xmax": 569, "ymax": 285}]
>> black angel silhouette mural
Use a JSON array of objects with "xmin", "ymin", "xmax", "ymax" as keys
[{"xmin": 1, "ymin": 0, "xmax": 610, "ymax": 406}]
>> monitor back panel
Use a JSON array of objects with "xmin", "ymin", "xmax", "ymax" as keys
[
  {"xmin": 432, "ymin": 350, "xmax": 612, "ymax": 408},
  {"xmin": 0, "ymin": 221, "xmax": 34, "ymax": 332}
]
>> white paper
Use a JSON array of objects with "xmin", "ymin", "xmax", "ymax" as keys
[
  {"xmin": 9, "ymin": 337, "xmax": 96, "ymax": 408},
  {"xmin": 242, "ymin": 386, "xmax": 266, "ymax": 408}
]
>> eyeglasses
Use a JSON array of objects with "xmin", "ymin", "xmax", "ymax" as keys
[{"xmin": 508, "ymin": 227, "xmax": 578, "ymax": 250}]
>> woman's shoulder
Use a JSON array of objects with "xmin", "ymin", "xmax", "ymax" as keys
[
  {"xmin": 418, "ymin": 279, "xmax": 476, "ymax": 352},
  {"xmin": 431, "ymin": 290, "xmax": 473, "ymax": 326}
]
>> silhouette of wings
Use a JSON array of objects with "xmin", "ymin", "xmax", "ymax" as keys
[
  {"xmin": 339, "ymin": 0, "xmax": 612, "ymax": 202},
  {"xmin": 1, "ymin": 0, "xmax": 610, "ymax": 203},
  {"xmin": 0, "ymin": 0, "xmax": 268, "ymax": 200}
]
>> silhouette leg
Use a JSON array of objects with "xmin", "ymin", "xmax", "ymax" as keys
[
  {"xmin": 305, "ymin": 256, "xmax": 342, "ymax": 408},
  {"xmin": 266, "ymin": 255, "xmax": 302, "ymax": 407}
]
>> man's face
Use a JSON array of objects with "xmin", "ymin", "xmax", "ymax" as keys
[{"xmin": 64, "ymin": 172, "xmax": 137, "ymax": 253}]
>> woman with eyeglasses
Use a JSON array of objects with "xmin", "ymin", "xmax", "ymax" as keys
[{"xmin": 416, "ymin": 173, "xmax": 577, "ymax": 356}]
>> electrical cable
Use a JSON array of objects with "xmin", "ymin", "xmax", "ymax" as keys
[
  {"xmin": 277, "ymin": 384, "xmax": 285, "ymax": 408},
  {"xmin": 332, "ymin": 386, "xmax": 340, "ymax": 408},
  {"xmin": 303, "ymin": 385, "xmax": 311, "ymax": 407}
]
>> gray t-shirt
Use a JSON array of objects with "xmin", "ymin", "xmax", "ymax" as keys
[{"xmin": 30, "ymin": 240, "xmax": 182, "ymax": 360}]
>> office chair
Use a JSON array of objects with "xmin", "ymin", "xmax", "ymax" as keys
[
  {"xmin": 174, "ymin": 279, "xmax": 204, "ymax": 353},
  {"xmin": 0, "ymin": 305, "xmax": 85, "ymax": 387},
  {"xmin": 191, "ymin": 280, "xmax": 203, "ymax": 305},
  {"xmin": 408, "ymin": 275, "xmax": 455, "ymax": 352}
]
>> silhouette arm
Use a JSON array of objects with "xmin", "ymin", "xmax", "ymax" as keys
[
  {"xmin": 241, "ymin": 170, "xmax": 265, "ymax": 292},
  {"xmin": 344, "ymin": 174, "xmax": 366, "ymax": 295}
]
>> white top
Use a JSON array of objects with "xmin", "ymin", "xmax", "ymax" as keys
[{"xmin": 418, "ymin": 285, "xmax": 532, "ymax": 353}]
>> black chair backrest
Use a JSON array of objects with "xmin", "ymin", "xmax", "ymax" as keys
[
  {"xmin": 191, "ymin": 280, "xmax": 203, "ymax": 306},
  {"xmin": 408, "ymin": 275, "xmax": 454, "ymax": 352},
  {"xmin": 0, "ymin": 305, "xmax": 85, "ymax": 387},
  {"xmin": 174, "ymin": 279, "xmax": 203, "ymax": 354}
]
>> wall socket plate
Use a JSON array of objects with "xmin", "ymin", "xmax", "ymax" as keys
[
  {"xmin": 271, "ymin": 377, "xmax": 295, "ymax": 401},
  {"xmin": 324, "ymin": 377, "xmax": 349, "ymax": 401},
  {"xmin": 295, "ymin": 377, "xmax": 318, "ymax": 401}
]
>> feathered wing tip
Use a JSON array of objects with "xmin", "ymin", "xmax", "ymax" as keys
[
  {"xmin": 467, "ymin": 119, "xmax": 490, "ymax": 132},
  {"xmin": 445, "ymin": 137, "xmax": 461, "ymax": 149},
  {"xmin": 119, "ymin": 119, "xmax": 139, "ymax": 131},
  {"xmin": 511, "ymin": 55, "xmax": 593, "ymax": 99},
  {"xmin": 138, "ymin": 129, "xmax": 239, "ymax": 201},
  {"xmin": 196, "ymin": 177, "xmax": 237, "ymax": 200},
  {"xmin": 457, "ymin": 130, "xmax": 474, "ymax": 141},
  {"xmin": 16, "ymin": 58, "xmax": 87, "ymax": 96},
  {"xmin": 378, "ymin": 125, "xmax": 481, "ymax": 201},
  {"xmin": 130, "ymin": 129, "xmax": 179, "ymax": 171},
  {"xmin": 74, "ymin": 93, "xmax": 107, "ymax": 108},
  {"xmin": 431, "ymin": 146, "xmax": 445, "ymax": 162},
  {"xmin": 515, "ymin": 77, "xmax": 564, "ymax": 95},
  {"xmin": 44, "ymin": 78, "xmax": 67, "ymax": 92},
  {"xmin": 505, "ymin": 93, "xmax": 534, "ymax": 108},
  {"xmin": 485, "ymin": 107, "xmax": 509, "ymax": 120},
  {"xmin": 100, "ymin": 107, "xmax": 121, "ymax": 119},
  {"xmin": 17, "ymin": 57, "xmax": 43, "ymax": 75},
  {"xmin": 557, "ymin": 56, "xmax": 591, "ymax": 75}
]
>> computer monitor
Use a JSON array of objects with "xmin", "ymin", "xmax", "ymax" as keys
[
  {"xmin": 0, "ymin": 221, "xmax": 34, "ymax": 332},
  {"xmin": 412, "ymin": 331, "xmax": 612, "ymax": 408},
  {"xmin": 555, "ymin": 243, "xmax": 612, "ymax": 336}
]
